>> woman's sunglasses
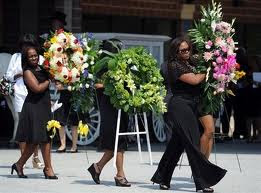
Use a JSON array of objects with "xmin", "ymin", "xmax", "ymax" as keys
[{"xmin": 179, "ymin": 48, "xmax": 190, "ymax": 54}]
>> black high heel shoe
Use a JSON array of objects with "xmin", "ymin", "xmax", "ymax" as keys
[
  {"xmin": 43, "ymin": 168, "xmax": 58, "ymax": 180},
  {"xmin": 151, "ymin": 172, "xmax": 170, "ymax": 190},
  {"xmin": 11, "ymin": 163, "xmax": 27, "ymax": 178},
  {"xmin": 114, "ymin": 176, "xmax": 131, "ymax": 187},
  {"xmin": 202, "ymin": 187, "xmax": 214, "ymax": 192},
  {"xmin": 197, "ymin": 187, "xmax": 214, "ymax": 193},
  {"xmin": 87, "ymin": 163, "xmax": 100, "ymax": 184},
  {"xmin": 56, "ymin": 148, "xmax": 66, "ymax": 153}
]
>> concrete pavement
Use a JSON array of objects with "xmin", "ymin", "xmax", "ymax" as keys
[{"xmin": 0, "ymin": 142, "xmax": 261, "ymax": 193}]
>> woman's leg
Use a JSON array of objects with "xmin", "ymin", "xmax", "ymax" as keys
[
  {"xmin": 70, "ymin": 126, "xmax": 78, "ymax": 151},
  {"xmin": 151, "ymin": 133, "xmax": 184, "ymax": 187},
  {"xmin": 19, "ymin": 142, "xmax": 26, "ymax": 155},
  {"xmin": 32, "ymin": 145, "xmax": 44, "ymax": 168},
  {"xmin": 16, "ymin": 144, "xmax": 37, "ymax": 173},
  {"xmin": 41, "ymin": 142, "xmax": 55, "ymax": 176},
  {"xmin": 96, "ymin": 150, "xmax": 113, "ymax": 172},
  {"xmin": 199, "ymin": 115, "xmax": 215, "ymax": 159},
  {"xmin": 57, "ymin": 126, "xmax": 66, "ymax": 150},
  {"xmin": 115, "ymin": 151, "xmax": 125, "ymax": 178}
]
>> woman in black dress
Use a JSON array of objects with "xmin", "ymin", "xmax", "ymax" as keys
[
  {"xmin": 151, "ymin": 36, "xmax": 226, "ymax": 192},
  {"xmin": 88, "ymin": 39, "xmax": 130, "ymax": 187},
  {"xmin": 11, "ymin": 43, "xmax": 57, "ymax": 179}
]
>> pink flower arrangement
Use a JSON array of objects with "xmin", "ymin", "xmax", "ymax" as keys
[{"xmin": 188, "ymin": 0, "xmax": 246, "ymax": 113}]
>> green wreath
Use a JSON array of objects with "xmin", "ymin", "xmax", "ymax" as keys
[{"xmin": 101, "ymin": 47, "xmax": 166, "ymax": 114}]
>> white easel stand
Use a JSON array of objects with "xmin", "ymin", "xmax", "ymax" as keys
[{"xmin": 113, "ymin": 109, "xmax": 153, "ymax": 167}]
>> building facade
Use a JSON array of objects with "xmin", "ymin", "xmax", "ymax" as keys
[{"xmin": 0, "ymin": 0, "xmax": 261, "ymax": 54}]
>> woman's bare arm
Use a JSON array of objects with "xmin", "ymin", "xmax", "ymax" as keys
[
  {"xmin": 24, "ymin": 70, "xmax": 50, "ymax": 93},
  {"xmin": 179, "ymin": 73, "xmax": 205, "ymax": 85}
]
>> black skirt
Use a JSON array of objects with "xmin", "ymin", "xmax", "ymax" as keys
[{"xmin": 97, "ymin": 89, "xmax": 128, "ymax": 151}]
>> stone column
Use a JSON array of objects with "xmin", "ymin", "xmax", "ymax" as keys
[{"xmin": 64, "ymin": 0, "xmax": 72, "ymax": 31}]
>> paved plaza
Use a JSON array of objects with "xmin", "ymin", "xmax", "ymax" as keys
[{"xmin": 0, "ymin": 142, "xmax": 261, "ymax": 193}]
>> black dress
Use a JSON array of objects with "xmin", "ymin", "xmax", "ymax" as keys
[
  {"xmin": 96, "ymin": 89, "xmax": 128, "ymax": 151},
  {"xmin": 16, "ymin": 66, "xmax": 51, "ymax": 144},
  {"xmin": 151, "ymin": 61, "xmax": 227, "ymax": 190}
]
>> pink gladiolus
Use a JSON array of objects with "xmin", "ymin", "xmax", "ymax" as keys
[
  {"xmin": 221, "ymin": 46, "xmax": 228, "ymax": 53},
  {"xmin": 226, "ymin": 37, "xmax": 234, "ymax": 45},
  {"xmin": 207, "ymin": 40, "xmax": 213, "ymax": 46},
  {"xmin": 216, "ymin": 56, "xmax": 223, "ymax": 64},
  {"xmin": 212, "ymin": 62, "xmax": 217, "ymax": 66},
  {"xmin": 215, "ymin": 37, "xmax": 226, "ymax": 47},
  {"xmin": 214, "ymin": 50, "xmax": 220, "ymax": 56}
]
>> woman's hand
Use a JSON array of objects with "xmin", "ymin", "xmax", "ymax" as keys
[
  {"xmin": 94, "ymin": 83, "xmax": 104, "ymax": 89},
  {"xmin": 55, "ymin": 81, "xmax": 64, "ymax": 90}
]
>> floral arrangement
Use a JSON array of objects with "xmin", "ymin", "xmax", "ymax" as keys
[
  {"xmin": 43, "ymin": 29, "xmax": 84, "ymax": 84},
  {"xmin": 68, "ymin": 33, "xmax": 101, "ymax": 113},
  {"xmin": 47, "ymin": 120, "xmax": 61, "ymax": 138},
  {"xmin": 188, "ymin": 0, "xmax": 245, "ymax": 113},
  {"xmin": 0, "ymin": 76, "xmax": 14, "ymax": 96},
  {"xmin": 77, "ymin": 120, "xmax": 89, "ymax": 137},
  {"xmin": 43, "ymin": 31, "xmax": 101, "ymax": 113},
  {"xmin": 95, "ymin": 47, "xmax": 167, "ymax": 114}
]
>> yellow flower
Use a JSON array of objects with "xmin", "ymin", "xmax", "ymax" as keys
[
  {"xmin": 47, "ymin": 120, "xmax": 61, "ymax": 138},
  {"xmin": 44, "ymin": 52, "xmax": 50, "ymax": 59},
  {"xmin": 235, "ymin": 71, "xmax": 246, "ymax": 80},
  {"xmin": 77, "ymin": 120, "xmax": 89, "ymax": 137},
  {"xmin": 50, "ymin": 36, "xmax": 57, "ymax": 44}
]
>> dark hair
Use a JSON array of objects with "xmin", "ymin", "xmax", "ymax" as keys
[
  {"xmin": 21, "ymin": 44, "xmax": 39, "ymax": 69},
  {"xmin": 18, "ymin": 34, "xmax": 39, "ymax": 51},
  {"xmin": 167, "ymin": 36, "xmax": 192, "ymax": 63},
  {"xmin": 50, "ymin": 11, "xmax": 67, "ymax": 25},
  {"xmin": 167, "ymin": 36, "xmax": 192, "ymax": 85}
]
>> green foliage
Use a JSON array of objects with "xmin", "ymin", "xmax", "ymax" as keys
[{"xmin": 96, "ymin": 47, "xmax": 167, "ymax": 114}]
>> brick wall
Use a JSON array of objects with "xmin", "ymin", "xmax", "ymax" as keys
[
  {"xmin": 195, "ymin": 0, "xmax": 261, "ymax": 23},
  {"xmin": 80, "ymin": 0, "xmax": 181, "ymax": 19}
]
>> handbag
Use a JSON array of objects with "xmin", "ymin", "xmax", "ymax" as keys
[{"xmin": 0, "ymin": 76, "xmax": 15, "ymax": 96}]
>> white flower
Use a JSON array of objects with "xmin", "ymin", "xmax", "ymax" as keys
[
  {"xmin": 82, "ymin": 38, "xmax": 88, "ymax": 48},
  {"xmin": 98, "ymin": 50, "xmax": 103, "ymax": 54},
  {"xmin": 69, "ymin": 35, "xmax": 80, "ymax": 49},
  {"xmin": 90, "ymin": 61, "xmax": 94, "ymax": 65},
  {"xmin": 85, "ymin": 83, "xmax": 90, "ymax": 88},
  {"xmin": 205, "ymin": 45, "xmax": 211, "ymax": 49},
  {"xmin": 57, "ymin": 33, "xmax": 68, "ymax": 46},
  {"xmin": 49, "ymin": 43, "xmax": 63, "ymax": 54},
  {"xmin": 79, "ymin": 83, "xmax": 83, "ymax": 88},
  {"xmin": 71, "ymin": 67, "xmax": 80, "ymax": 82},
  {"xmin": 71, "ymin": 51, "xmax": 84, "ymax": 66},
  {"xmin": 86, "ymin": 46, "xmax": 91, "ymax": 51},
  {"xmin": 83, "ymin": 54, "xmax": 88, "ymax": 62},
  {"xmin": 127, "ymin": 58, "xmax": 132, "ymax": 64},
  {"xmin": 211, "ymin": 21, "xmax": 216, "ymax": 32},
  {"xmin": 59, "ymin": 67, "xmax": 69, "ymax": 82},
  {"xmin": 81, "ymin": 63, "xmax": 89, "ymax": 71},
  {"xmin": 201, "ymin": 19, "xmax": 206, "ymax": 22},
  {"xmin": 49, "ymin": 57, "xmax": 63, "ymax": 70},
  {"xmin": 130, "ymin": 65, "xmax": 138, "ymax": 71},
  {"xmin": 88, "ymin": 73, "xmax": 93, "ymax": 79},
  {"xmin": 67, "ymin": 86, "xmax": 72, "ymax": 91}
]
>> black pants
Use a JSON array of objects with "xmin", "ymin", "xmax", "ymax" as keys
[{"xmin": 151, "ymin": 97, "xmax": 226, "ymax": 190}]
